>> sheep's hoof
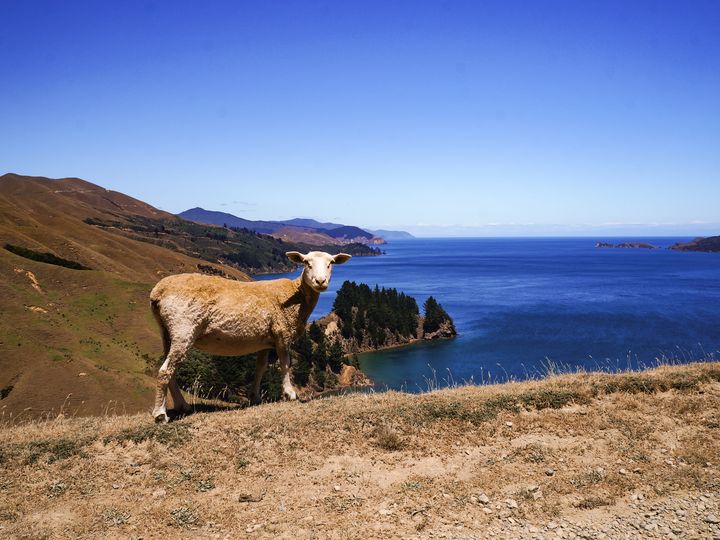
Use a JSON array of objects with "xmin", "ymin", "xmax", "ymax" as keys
[
  {"xmin": 249, "ymin": 395, "xmax": 262, "ymax": 406},
  {"xmin": 153, "ymin": 411, "xmax": 169, "ymax": 424}
]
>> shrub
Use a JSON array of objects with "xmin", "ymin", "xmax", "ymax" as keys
[{"xmin": 4, "ymin": 244, "xmax": 91, "ymax": 270}]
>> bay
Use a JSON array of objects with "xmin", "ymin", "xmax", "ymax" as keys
[{"xmin": 256, "ymin": 238, "xmax": 720, "ymax": 391}]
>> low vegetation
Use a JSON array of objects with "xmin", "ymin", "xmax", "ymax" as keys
[
  {"xmin": 4, "ymin": 243, "xmax": 91, "ymax": 270},
  {"xmin": 1, "ymin": 362, "xmax": 718, "ymax": 538},
  {"xmin": 145, "ymin": 349, "xmax": 285, "ymax": 404}
]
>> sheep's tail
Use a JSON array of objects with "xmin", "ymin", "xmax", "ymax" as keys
[{"xmin": 150, "ymin": 298, "xmax": 171, "ymax": 358}]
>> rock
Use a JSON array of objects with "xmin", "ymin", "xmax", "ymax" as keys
[
  {"xmin": 506, "ymin": 499, "xmax": 518, "ymax": 509},
  {"xmin": 545, "ymin": 468, "xmax": 555, "ymax": 477},
  {"xmin": 478, "ymin": 493, "xmax": 490, "ymax": 505},
  {"xmin": 619, "ymin": 468, "xmax": 629, "ymax": 475},
  {"xmin": 706, "ymin": 514, "xmax": 720, "ymax": 524},
  {"xmin": 505, "ymin": 421, "xmax": 513, "ymax": 428},
  {"xmin": 547, "ymin": 522, "xmax": 558, "ymax": 530},
  {"xmin": 532, "ymin": 490, "xmax": 544, "ymax": 500},
  {"xmin": 334, "ymin": 485, "xmax": 341, "ymax": 492},
  {"xmin": 152, "ymin": 489, "xmax": 166, "ymax": 497},
  {"xmin": 528, "ymin": 484, "xmax": 540, "ymax": 492},
  {"xmin": 338, "ymin": 365, "xmax": 371, "ymax": 386}
]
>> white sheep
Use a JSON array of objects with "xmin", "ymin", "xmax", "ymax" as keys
[{"xmin": 149, "ymin": 250, "xmax": 351, "ymax": 422}]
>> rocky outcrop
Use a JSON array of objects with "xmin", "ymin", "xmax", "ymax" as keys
[
  {"xmin": 420, "ymin": 319, "xmax": 458, "ymax": 341},
  {"xmin": 338, "ymin": 364, "xmax": 372, "ymax": 387}
]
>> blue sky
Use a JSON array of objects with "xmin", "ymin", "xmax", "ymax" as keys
[{"xmin": 1, "ymin": 1, "xmax": 719, "ymax": 236}]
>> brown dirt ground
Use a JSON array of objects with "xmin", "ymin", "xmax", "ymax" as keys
[{"xmin": 1, "ymin": 362, "xmax": 719, "ymax": 539}]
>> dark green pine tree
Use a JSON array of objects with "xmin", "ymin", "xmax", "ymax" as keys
[
  {"xmin": 313, "ymin": 338, "xmax": 328, "ymax": 369},
  {"xmin": 293, "ymin": 332, "xmax": 313, "ymax": 386},
  {"xmin": 327, "ymin": 338, "xmax": 345, "ymax": 372},
  {"xmin": 308, "ymin": 321, "xmax": 325, "ymax": 345},
  {"xmin": 423, "ymin": 296, "xmax": 452, "ymax": 334}
]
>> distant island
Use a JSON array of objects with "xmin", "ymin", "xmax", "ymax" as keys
[
  {"xmin": 596, "ymin": 236, "xmax": 720, "ymax": 253},
  {"xmin": 595, "ymin": 241, "xmax": 657, "ymax": 249}
]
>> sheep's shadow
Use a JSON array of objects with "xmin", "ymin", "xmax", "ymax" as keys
[
  {"xmin": 166, "ymin": 401, "xmax": 247, "ymax": 421},
  {"xmin": 165, "ymin": 394, "xmax": 316, "ymax": 421}
]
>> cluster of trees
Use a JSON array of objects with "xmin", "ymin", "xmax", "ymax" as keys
[
  {"xmin": 333, "ymin": 281, "xmax": 420, "ymax": 348},
  {"xmin": 423, "ymin": 296, "xmax": 454, "ymax": 334},
  {"xmin": 4, "ymin": 243, "xmax": 91, "ymax": 270},
  {"xmin": 293, "ymin": 322, "xmax": 359, "ymax": 390}
]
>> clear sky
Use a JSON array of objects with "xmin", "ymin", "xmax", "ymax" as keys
[{"xmin": 2, "ymin": 1, "xmax": 719, "ymax": 236}]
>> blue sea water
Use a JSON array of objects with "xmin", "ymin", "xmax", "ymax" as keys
[{"xmin": 257, "ymin": 238, "xmax": 720, "ymax": 391}]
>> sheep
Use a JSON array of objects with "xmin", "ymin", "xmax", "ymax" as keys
[{"xmin": 149, "ymin": 250, "xmax": 351, "ymax": 422}]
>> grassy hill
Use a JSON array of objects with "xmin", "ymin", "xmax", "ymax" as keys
[
  {"xmin": 0, "ymin": 363, "xmax": 718, "ymax": 538},
  {"xmin": 0, "ymin": 173, "xmax": 260, "ymax": 421},
  {"xmin": 0, "ymin": 173, "xmax": 383, "ymax": 421}
]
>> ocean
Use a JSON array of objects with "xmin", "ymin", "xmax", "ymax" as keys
[{"xmin": 256, "ymin": 238, "xmax": 720, "ymax": 391}]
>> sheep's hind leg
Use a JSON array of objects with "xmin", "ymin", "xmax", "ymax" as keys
[
  {"xmin": 277, "ymin": 346, "xmax": 297, "ymax": 401},
  {"xmin": 153, "ymin": 340, "xmax": 193, "ymax": 423},
  {"xmin": 249, "ymin": 349, "xmax": 269, "ymax": 405}
]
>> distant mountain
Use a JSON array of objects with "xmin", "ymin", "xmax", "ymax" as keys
[
  {"xmin": 179, "ymin": 207, "xmax": 386, "ymax": 245},
  {"xmin": 325, "ymin": 225, "xmax": 375, "ymax": 242},
  {"xmin": 277, "ymin": 218, "xmax": 345, "ymax": 230},
  {"xmin": 369, "ymin": 229, "xmax": 415, "ymax": 240},
  {"xmin": 179, "ymin": 207, "xmax": 280, "ymax": 234}
]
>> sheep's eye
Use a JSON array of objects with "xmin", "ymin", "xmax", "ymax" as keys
[
  {"xmin": 307, "ymin": 263, "xmax": 312, "ymax": 269},
  {"xmin": 327, "ymin": 264, "xmax": 331, "ymax": 269}
]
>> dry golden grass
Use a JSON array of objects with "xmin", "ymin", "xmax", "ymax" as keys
[{"xmin": 1, "ymin": 362, "xmax": 719, "ymax": 538}]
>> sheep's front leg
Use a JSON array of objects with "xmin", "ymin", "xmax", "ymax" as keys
[
  {"xmin": 153, "ymin": 339, "xmax": 193, "ymax": 423},
  {"xmin": 249, "ymin": 349, "xmax": 269, "ymax": 405},
  {"xmin": 168, "ymin": 375, "xmax": 192, "ymax": 414},
  {"xmin": 277, "ymin": 346, "xmax": 297, "ymax": 401}
]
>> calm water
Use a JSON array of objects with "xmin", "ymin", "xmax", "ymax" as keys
[{"xmin": 257, "ymin": 238, "xmax": 720, "ymax": 391}]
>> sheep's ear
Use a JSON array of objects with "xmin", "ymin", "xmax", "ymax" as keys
[
  {"xmin": 332, "ymin": 253, "xmax": 352, "ymax": 265},
  {"xmin": 286, "ymin": 251, "xmax": 306, "ymax": 264}
]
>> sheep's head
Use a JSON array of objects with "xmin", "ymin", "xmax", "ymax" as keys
[{"xmin": 286, "ymin": 251, "xmax": 351, "ymax": 293}]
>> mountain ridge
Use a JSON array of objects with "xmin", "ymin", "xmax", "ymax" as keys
[{"xmin": 178, "ymin": 207, "xmax": 413, "ymax": 245}]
